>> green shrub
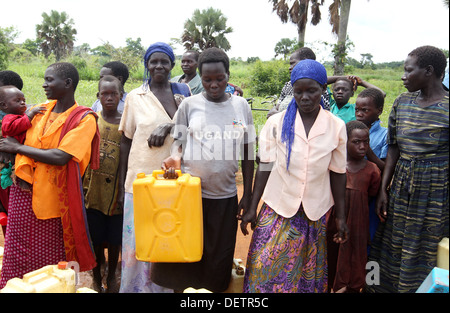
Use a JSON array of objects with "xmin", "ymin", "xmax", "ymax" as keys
[
  {"xmin": 248, "ymin": 60, "xmax": 289, "ymax": 96},
  {"xmin": 65, "ymin": 55, "xmax": 99, "ymax": 81}
]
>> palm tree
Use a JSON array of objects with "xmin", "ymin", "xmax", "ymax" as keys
[
  {"xmin": 328, "ymin": 0, "xmax": 352, "ymax": 75},
  {"xmin": 36, "ymin": 10, "xmax": 77, "ymax": 61},
  {"xmin": 181, "ymin": 7, "xmax": 233, "ymax": 52},
  {"xmin": 269, "ymin": 0, "xmax": 325, "ymax": 48}
]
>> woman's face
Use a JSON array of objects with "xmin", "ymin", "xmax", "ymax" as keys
[
  {"xmin": 402, "ymin": 55, "xmax": 428, "ymax": 92},
  {"xmin": 201, "ymin": 62, "xmax": 229, "ymax": 102},
  {"xmin": 292, "ymin": 78, "xmax": 324, "ymax": 115},
  {"xmin": 147, "ymin": 52, "xmax": 174, "ymax": 83}
]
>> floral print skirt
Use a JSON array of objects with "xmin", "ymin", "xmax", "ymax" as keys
[{"xmin": 243, "ymin": 203, "xmax": 328, "ymax": 293}]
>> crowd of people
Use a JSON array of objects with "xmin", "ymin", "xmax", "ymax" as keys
[{"xmin": 0, "ymin": 43, "xmax": 447, "ymax": 294}]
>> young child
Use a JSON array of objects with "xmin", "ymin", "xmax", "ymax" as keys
[
  {"xmin": 330, "ymin": 77, "xmax": 357, "ymax": 124},
  {"xmin": 355, "ymin": 88, "xmax": 387, "ymax": 247},
  {"xmin": 91, "ymin": 61, "xmax": 129, "ymax": 114},
  {"xmin": 0, "ymin": 86, "xmax": 45, "ymax": 225},
  {"xmin": 241, "ymin": 59, "xmax": 348, "ymax": 293},
  {"xmin": 0, "ymin": 86, "xmax": 46, "ymax": 143},
  {"xmin": 0, "ymin": 71, "xmax": 25, "ymax": 232},
  {"xmin": 328, "ymin": 121, "xmax": 381, "ymax": 293},
  {"xmin": 0, "ymin": 71, "xmax": 24, "ymax": 123},
  {"xmin": 329, "ymin": 76, "xmax": 386, "ymax": 124},
  {"xmin": 355, "ymin": 88, "xmax": 387, "ymax": 171},
  {"xmin": 83, "ymin": 75, "xmax": 123, "ymax": 293},
  {"xmin": 153, "ymin": 47, "xmax": 255, "ymax": 293}
]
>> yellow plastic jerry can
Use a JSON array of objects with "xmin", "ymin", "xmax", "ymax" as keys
[{"xmin": 133, "ymin": 170, "xmax": 203, "ymax": 263}]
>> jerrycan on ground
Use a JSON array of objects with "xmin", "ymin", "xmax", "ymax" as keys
[
  {"xmin": 0, "ymin": 261, "xmax": 76, "ymax": 293},
  {"xmin": 224, "ymin": 259, "xmax": 246, "ymax": 293},
  {"xmin": 133, "ymin": 170, "xmax": 203, "ymax": 263},
  {"xmin": 437, "ymin": 237, "xmax": 449, "ymax": 270}
]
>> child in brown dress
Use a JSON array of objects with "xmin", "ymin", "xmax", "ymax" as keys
[{"xmin": 328, "ymin": 120, "xmax": 381, "ymax": 292}]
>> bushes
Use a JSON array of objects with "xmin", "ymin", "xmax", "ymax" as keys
[
  {"xmin": 248, "ymin": 59, "xmax": 289, "ymax": 96},
  {"xmin": 65, "ymin": 55, "xmax": 99, "ymax": 81}
]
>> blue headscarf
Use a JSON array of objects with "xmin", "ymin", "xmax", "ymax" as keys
[
  {"xmin": 281, "ymin": 59, "xmax": 327, "ymax": 171},
  {"xmin": 143, "ymin": 42, "xmax": 176, "ymax": 86}
]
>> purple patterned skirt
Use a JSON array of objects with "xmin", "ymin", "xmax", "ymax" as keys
[
  {"xmin": 0, "ymin": 185, "xmax": 66, "ymax": 289},
  {"xmin": 243, "ymin": 203, "xmax": 328, "ymax": 293}
]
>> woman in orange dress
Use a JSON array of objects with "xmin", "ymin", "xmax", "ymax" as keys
[{"xmin": 0, "ymin": 63, "xmax": 99, "ymax": 289}]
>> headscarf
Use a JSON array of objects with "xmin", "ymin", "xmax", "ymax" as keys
[
  {"xmin": 281, "ymin": 59, "xmax": 327, "ymax": 171},
  {"xmin": 143, "ymin": 42, "xmax": 175, "ymax": 86}
]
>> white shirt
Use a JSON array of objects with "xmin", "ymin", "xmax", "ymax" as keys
[
  {"xmin": 119, "ymin": 85, "xmax": 176, "ymax": 193},
  {"xmin": 259, "ymin": 107, "xmax": 347, "ymax": 221}
]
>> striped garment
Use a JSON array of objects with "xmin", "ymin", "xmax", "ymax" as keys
[{"xmin": 368, "ymin": 91, "xmax": 449, "ymax": 293}]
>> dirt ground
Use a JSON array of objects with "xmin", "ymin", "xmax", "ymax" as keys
[{"xmin": 0, "ymin": 173, "xmax": 255, "ymax": 292}]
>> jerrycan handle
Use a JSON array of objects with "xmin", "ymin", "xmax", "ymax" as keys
[
  {"xmin": 23, "ymin": 265, "xmax": 54, "ymax": 283},
  {"xmin": 152, "ymin": 170, "xmax": 182, "ymax": 179}
]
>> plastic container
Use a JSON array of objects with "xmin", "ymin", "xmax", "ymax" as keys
[
  {"xmin": 437, "ymin": 237, "xmax": 449, "ymax": 270},
  {"xmin": 416, "ymin": 267, "xmax": 449, "ymax": 293},
  {"xmin": 0, "ymin": 261, "xmax": 76, "ymax": 293},
  {"xmin": 76, "ymin": 287, "xmax": 98, "ymax": 293},
  {"xmin": 183, "ymin": 287, "xmax": 212, "ymax": 293},
  {"xmin": 224, "ymin": 259, "xmax": 246, "ymax": 293},
  {"xmin": 133, "ymin": 170, "xmax": 203, "ymax": 263}
]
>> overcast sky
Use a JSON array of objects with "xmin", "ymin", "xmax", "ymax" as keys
[{"xmin": 1, "ymin": 0, "xmax": 449, "ymax": 63}]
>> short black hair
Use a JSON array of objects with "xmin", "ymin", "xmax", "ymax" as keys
[
  {"xmin": 346, "ymin": 120, "xmax": 369, "ymax": 138},
  {"xmin": 48, "ymin": 62, "xmax": 80, "ymax": 92},
  {"xmin": 0, "ymin": 70, "xmax": 24, "ymax": 90},
  {"xmin": 357, "ymin": 88, "xmax": 385, "ymax": 110},
  {"xmin": 333, "ymin": 77, "xmax": 353, "ymax": 90},
  {"xmin": 408, "ymin": 45, "xmax": 447, "ymax": 78},
  {"xmin": 184, "ymin": 50, "xmax": 200, "ymax": 62},
  {"xmin": 103, "ymin": 61, "xmax": 129, "ymax": 85},
  {"xmin": 292, "ymin": 47, "xmax": 316, "ymax": 61},
  {"xmin": 198, "ymin": 47, "xmax": 230, "ymax": 75},
  {"xmin": 98, "ymin": 75, "xmax": 122, "ymax": 92}
]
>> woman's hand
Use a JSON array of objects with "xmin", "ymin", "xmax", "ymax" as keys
[
  {"xmin": 161, "ymin": 156, "xmax": 181, "ymax": 179},
  {"xmin": 375, "ymin": 189, "xmax": 389, "ymax": 222},
  {"xmin": 238, "ymin": 193, "xmax": 258, "ymax": 236},
  {"xmin": 148, "ymin": 123, "xmax": 174, "ymax": 148},
  {"xmin": 0, "ymin": 137, "xmax": 21, "ymax": 154},
  {"xmin": 238, "ymin": 205, "xmax": 257, "ymax": 236}
]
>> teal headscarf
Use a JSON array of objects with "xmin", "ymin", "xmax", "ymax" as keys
[{"xmin": 281, "ymin": 59, "xmax": 328, "ymax": 171}]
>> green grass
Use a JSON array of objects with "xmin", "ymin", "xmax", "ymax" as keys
[{"xmin": 7, "ymin": 59, "xmax": 404, "ymax": 131}]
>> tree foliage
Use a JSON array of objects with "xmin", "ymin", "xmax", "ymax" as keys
[
  {"xmin": 36, "ymin": 10, "xmax": 77, "ymax": 61},
  {"xmin": 91, "ymin": 40, "xmax": 143, "ymax": 72},
  {"xmin": 181, "ymin": 7, "xmax": 233, "ymax": 52},
  {"xmin": 0, "ymin": 26, "xmax": 18, "ymax": 70},
  {"xmin": 274, "ymin": 38, "xmax": 298, "ymax": 59},
  {"xmin": 125, "ymin": 37, "xmax": 145, "ymax": 58},
  {"xmin": 269, "ymin": 0, "xmax": 324, "ymax": 46}
]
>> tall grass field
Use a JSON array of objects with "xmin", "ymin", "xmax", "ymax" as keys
[{"xmin": 7, "ymin": 59, "xmax": 405, "ymax": 135}]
